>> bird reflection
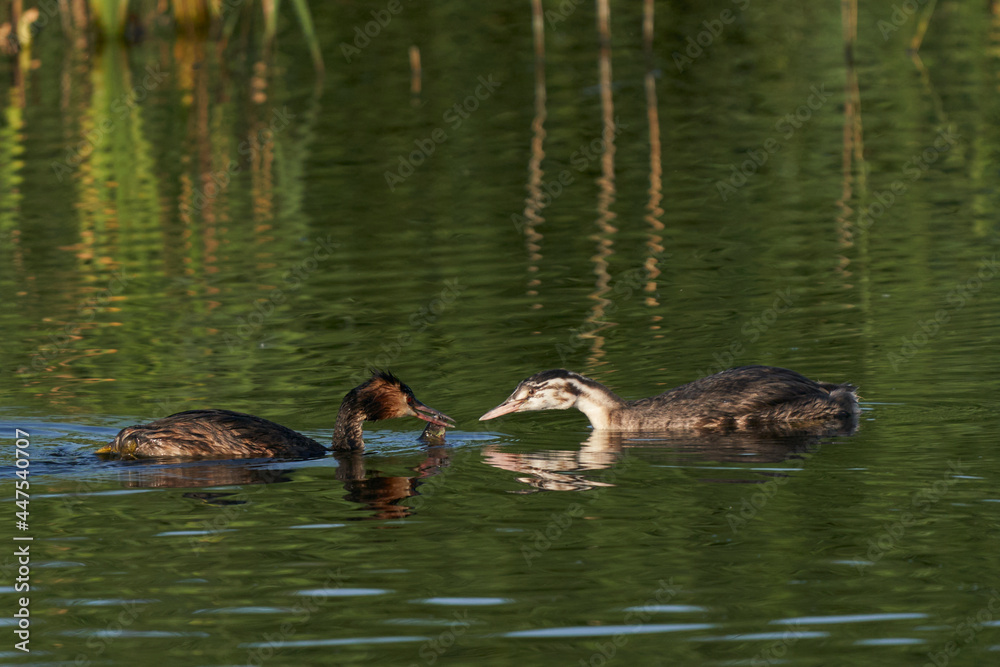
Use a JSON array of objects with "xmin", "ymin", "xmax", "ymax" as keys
[
  {"xmin": 111, "ymin": 460, "xmax": 295, "ymax": 489},
  {"xmin": 482, "ymin": 421, "xmax": 857, "ymax": 493},
  {"xmin": 333, "ymin": 444, "xmax": 451, "ymax": 520},
  {"xmin": 102, "ymin": 436, "xmax": 452, "ymax": 519},
  {"xmin": 483, "ymin": 433, "xmax": 621, "ymax": 492}
]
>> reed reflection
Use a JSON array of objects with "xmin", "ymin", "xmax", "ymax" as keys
[
  {"xmin": 642, "ymin": 0, "xmax": 665, "ymax": 322},
  {"xmin": 520, "ymin": 0, "xmax": 548, "ymax": 309},
  {"xmin": 580, "ymin": 0, "xmax": 619, "ymax": 370},
  {"xmin": 9, "ymin": 30, "xmax": 322, "ymax": 401}
]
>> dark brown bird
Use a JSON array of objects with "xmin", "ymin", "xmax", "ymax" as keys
[
  {"xmin": 99, "ymin": 371, "xmax": 454, "ymax": 459},
  {"xmin": 480, "ymin": 366, "xmax": 859, "ymax": 431}
]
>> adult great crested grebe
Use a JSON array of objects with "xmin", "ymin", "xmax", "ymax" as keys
[
  {"xmin": 98, "ymin": 370, "xmax": 454, "ymax": 459},
  {"xmin": 480, "ymin": 366, "xmax": 859, "ymax": 431}
]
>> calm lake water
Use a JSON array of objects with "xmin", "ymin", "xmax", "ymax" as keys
[{"xmin": 2, "ymin": 1, "xmax": 1000, "ymax": 665}]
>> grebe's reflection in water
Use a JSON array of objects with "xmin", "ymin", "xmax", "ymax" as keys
[
  {"xmin": 482, "ymin": 420, "xmax": 858, "ymax": 493},
  {"xmin": 334, "ymin": 443, "xmax": 451, "ymax": 520},
  {"xmin": 99, "ymin": 442, "xmax": 452, "ymax": 519}
]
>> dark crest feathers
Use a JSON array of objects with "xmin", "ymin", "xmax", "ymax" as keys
[{"xmin": 369, "ymin": 368, "xmax": 403, "ymax": 387}]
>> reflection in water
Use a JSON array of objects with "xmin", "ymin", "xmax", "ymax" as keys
[
  {"xmin": 836, "ymin": 0, "xmax": 864, "ymax": 257},
  {"xmin": 581, "ymin": 0, "xmax": 619, "ymax": 370},
  {"xmin": 642, "ymin": 0, "xmax": 665, "ymax": 320},
  {"xmin": 482, "ymin": 421, "xmax": 858, "ymax": 493},
  {"xmin": 409, "ymin": 45, "xmax": 422, "ymax": 101},
  {"xmin": 335, "ymin": 446, "xmax": 451, "ymax": 520},
  {"xmin": 483, "ymin": 433, "xmax": 621, "ymax": 492},
  {"xmin": 10, "ymin": 36, "xmax": 322, "ymax": 403},
  {"xmin": 520, "ymin": 0, "xmax": 548, "ymax": 308},
  {"xmin": 100, "ymin": 446, "xmax": 452, "ymax": 519},
  {"xmin": 109, "ymin": 459, "xmax": 295, "ymax": 489}
]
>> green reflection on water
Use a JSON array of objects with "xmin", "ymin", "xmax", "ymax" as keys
[{"xmin": 1, "ymin": 1, "xmax": 1000, "ymax": 665}]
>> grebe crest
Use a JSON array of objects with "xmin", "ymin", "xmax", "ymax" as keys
[{"xmin": 350, "ymin": 370, "xmax": 431, "ymax": 421}]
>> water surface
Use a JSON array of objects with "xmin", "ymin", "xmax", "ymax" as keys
[{"xmin": 2, "ymin": 1, "xmax": 1000, "ymax": 665}]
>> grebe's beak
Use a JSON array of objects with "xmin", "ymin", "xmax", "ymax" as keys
[
  {"xmin": 411, "ymin": 401, "xmax": 456, "ymax": 429},
  {"xmin": 479, "ymin": 398, "xmax": 524, "ymax": 421}
]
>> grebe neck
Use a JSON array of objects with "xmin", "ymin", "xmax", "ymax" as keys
[
  {"xmin": 573, "ymin": 380, "xmax": 627, "ymax": 430},
  {"xmin": 332, "ymin": 398, "xmax": 367, "ymax": 451}
]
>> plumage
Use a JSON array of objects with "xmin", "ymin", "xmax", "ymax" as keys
[
  {"xmin": 99, "ymin": 370, "xmax": 454, "ymax": 459},
  {"xmin": 480, "ymin": 366, "xmax": 859, "ymax": 432}
]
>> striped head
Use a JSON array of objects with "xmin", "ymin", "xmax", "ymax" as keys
[{"xmin": 479, "ymin": 370, "xmax": 596, "ymax": 420}]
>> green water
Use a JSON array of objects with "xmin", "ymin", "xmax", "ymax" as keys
[{"xmin": 2, "ymin": 1, "xmax": 1000, "ymax": 665}]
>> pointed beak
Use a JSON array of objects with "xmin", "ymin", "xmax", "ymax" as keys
[
  {"xmin": 95, "ymin": 445, "xmax": 114, "ymax": 454},
  {"xmin": 411, "ymin": 401, "xmax": 456, "ymax": 429},
  {"xmin": 479, "ymin": 399, "xmax": 525, "ymax": 421}
]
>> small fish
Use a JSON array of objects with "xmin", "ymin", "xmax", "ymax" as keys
[{"xmin": 419, "ymin": 421, "xmax": 448, "ymax": 443}]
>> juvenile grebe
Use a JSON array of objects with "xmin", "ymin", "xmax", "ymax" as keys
[
  {"xmin": 98, "ymin": 370, "xmax": 454, "ymax": 459},
  {"xmin": 480, "ymin": 366, "xmax": 859, "ymax": 431}
]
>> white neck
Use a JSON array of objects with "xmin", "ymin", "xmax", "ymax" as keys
[{"xmin": 573, "ymin": 382, "xmax": 625, "ymax": 430}]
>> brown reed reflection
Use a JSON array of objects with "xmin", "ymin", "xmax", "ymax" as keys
[
  {"xmin": 10, "ymin": 26, "xmax": 322, "ymax": 395},
  {"xmin": 482, "ymin": 422, "xmax": 857, "ymax": 493},
  {"xmin": 835, "ymin": 0, "xmax": 864, "ymax": 259},
  {"xmin": 642, "ymin": 0, "xmax": 665, "ymax": 324},
  {"xmin": 520, "ymin": 0, "xmax": 547, "ymax": 309},
  {"xmin": 580, "ymin": 0, "xmax": 618, "ymax": 370},
  {"xmin": 906, "ymin": 3, "xmax": 949, "ymax": 131},
  {"xmin": 409, "ymin": 44, "xmax": 422, "ymax": 103}
]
